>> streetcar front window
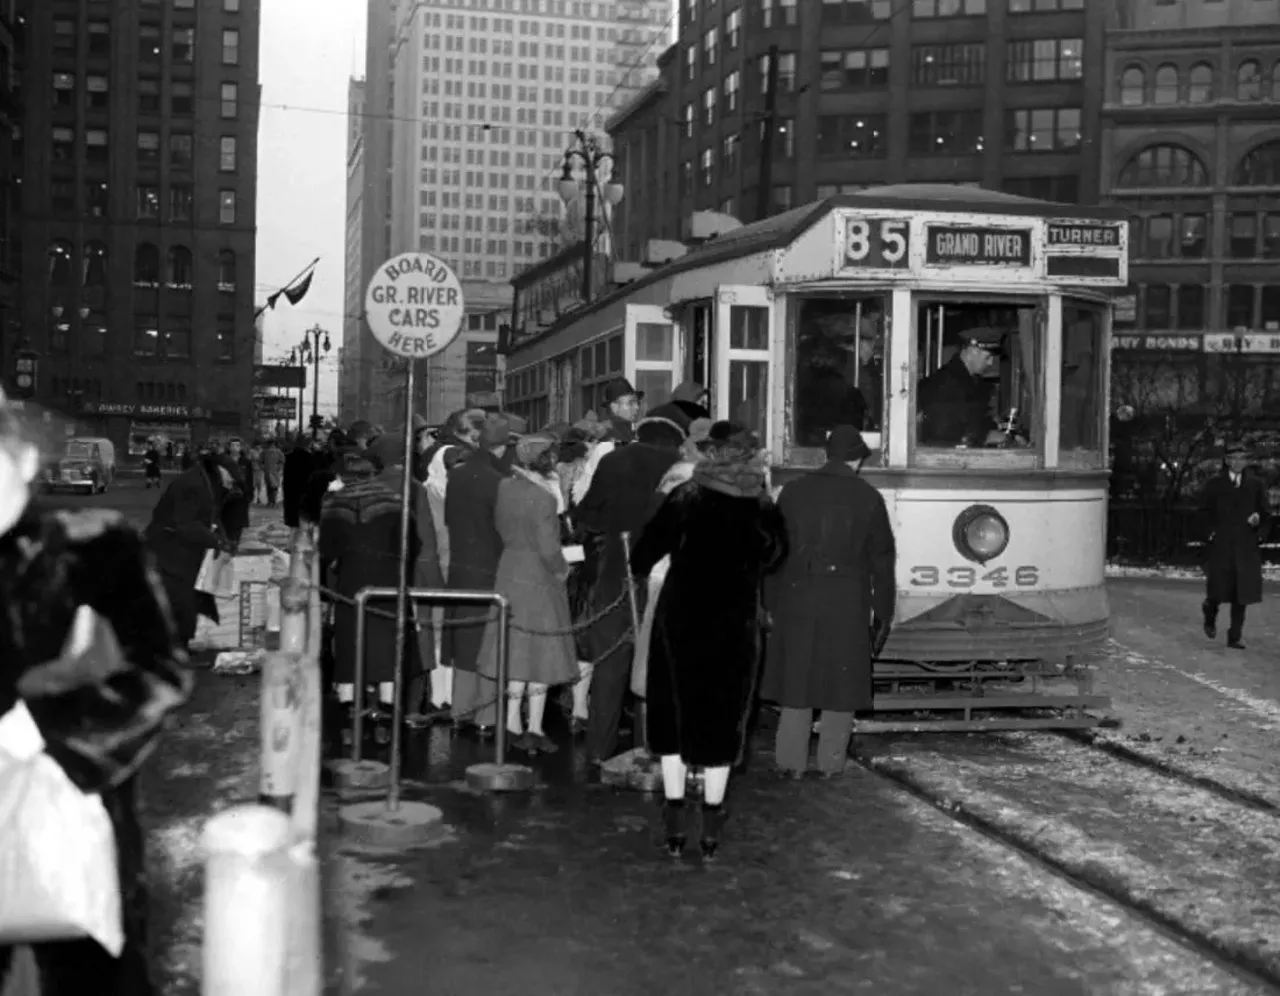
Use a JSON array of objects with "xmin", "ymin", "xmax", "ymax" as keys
[
  {"xmin": 914, "ymin": 299, "xmax": 1041, "ymax": 453},
  {"xmin": 1060, "ymin": 300, "xmax": 1106, "ymax": 461},
  {"xmin": 792, "ymin": 293, "xmax": 887, "ymax": 447}
]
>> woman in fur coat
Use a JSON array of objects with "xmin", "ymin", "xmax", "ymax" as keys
[
  {"xmin": 0, "ymin": 397, "xmax": 192, "ymax": 995},
  {"xmin": 629, "ymin": 422, "xmax": 788, "ymax": 860}
]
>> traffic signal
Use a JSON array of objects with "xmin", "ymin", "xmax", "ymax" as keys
[
  {"xmin": 12, "ymin": 350, "xmax": 37, "ymax": 400},
  {"xmin": 309, "ymin": 413, "xmax": 324, "ymax": 431}
]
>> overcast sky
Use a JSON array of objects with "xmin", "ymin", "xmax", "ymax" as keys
[{"xmin": 255, "ymin": 0, "xmax": 367, "ymax": 416}]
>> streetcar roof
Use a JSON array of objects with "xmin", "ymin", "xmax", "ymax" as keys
[{"xmin": 506, "ymin": 184, "xmax": 1126, "ymax": 355}]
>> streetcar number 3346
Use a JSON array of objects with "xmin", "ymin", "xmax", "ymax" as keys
[
  {"xmin": 844, "ymin": 218, "xmax": 910, "ymax": 267},
  {"xmin": 909, "ymin": 565, "xmax": 1040, "ymax": 589}
]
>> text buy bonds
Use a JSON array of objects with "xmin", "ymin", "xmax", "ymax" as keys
[{"xmin": 364, "ymin": 251, "xmax": 466, "ymax": 360}]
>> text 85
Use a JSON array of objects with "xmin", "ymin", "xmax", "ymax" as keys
[
  {"xmin": 908, "ymin": 566, "xmax": 1040, "ymax": 589},
  {"xmin": 843, "ymin": 218, "xmax": 911, "ymax": 269}
]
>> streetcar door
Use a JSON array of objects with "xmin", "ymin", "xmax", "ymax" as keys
[
  {"xmin": 684, "ymin": 301, "xmax": 714, "ymax": 398},
  {"xmin": 714, "ymin": 285, "xmax": 774, "ymax": 449},
  {"xmin": 624, "ymin": 304, "xmax": 680, "ymax": 411}
]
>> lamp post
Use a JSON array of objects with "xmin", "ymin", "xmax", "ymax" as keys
[
  {"xmin": 557, "ymin": 129, "xmax": 625, "ymax": 305},
  {"xmin": 290, "ymin": 324, "xmax": 330, "ymax": 438}
]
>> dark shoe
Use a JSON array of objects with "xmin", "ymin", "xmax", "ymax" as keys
[
  {"xmin": 1203, "ymin": 601, "xmax": 1217, "ymax": 639},
  {"xmin": 1228, "ymin": 637, "xmax": 1246, "ymax": 650},
  {"xmin": 509, "ymin": 731, "xmax": 533, "ymax": 752},
  {"xmin": 661, "ymin": 800, "xmax": 686, "ymax": 857},
  {"xmin": 526, "ymin": 732, "xmax": 559, "ymax": 755},
  {"xmin": 700, "ymin": 803, "xmax": 726, "ymax": 860}
]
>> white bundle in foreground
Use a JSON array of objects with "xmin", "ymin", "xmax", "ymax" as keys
[{"xmin": 0, "ymin": 699, "xmax": 123, "ymax": 955}]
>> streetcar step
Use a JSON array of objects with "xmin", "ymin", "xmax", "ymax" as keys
[
  {"xmin": 853, "ymin": 717, "xmax": 1102, "ymax": 734},
  {"xmin": 871, "ymin": 694, "xmax": 1111, "ymax": 711}
]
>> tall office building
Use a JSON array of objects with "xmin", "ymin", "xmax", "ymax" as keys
[
  {"xmin": 15, "ymin": 0, "xmax": 261, "ymax": 454},
  {"xmin": 342, "ymin": 0, "xmax": 671, "ymax": 426},
  {"xmin": 0, "ymin": 0, "xmax": 21, "ymax": 366},
  {"xmin": 339, "ymin": 77, "xmax": 366, "ymax": 425}
]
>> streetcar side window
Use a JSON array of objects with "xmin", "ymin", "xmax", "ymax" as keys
[
  {"xmin": 791, "ymin": 294, "xmax": 887, "ymax": 447},
  {"xmin": 914, "ymin": 300, "xmax": 1041, "ymax": 453},
  {"xmin": 1060, "ymin": 300, "xmax": 1105, "ymax": 458}
]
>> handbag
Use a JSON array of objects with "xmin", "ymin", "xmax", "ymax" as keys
[
  {"xmin": 0, "ymin": 700, "xmax": 123, "ymax": 955},
  {"xmin": 194, "ymin": 549, "xmax": 235, "ymax": 597}
]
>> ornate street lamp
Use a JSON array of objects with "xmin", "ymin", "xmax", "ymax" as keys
[{"xmin": 557, "ymin": 129, "xmax": 624, "ymax": 305}]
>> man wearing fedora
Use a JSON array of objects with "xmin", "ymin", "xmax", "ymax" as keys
[
  {"xmin": 1200, "ymin": 442, "xmax": 1271, "ymax": 649},
  {"xmin": 571, "ymin": 377, "xmax": 643, "ymax": 507}
]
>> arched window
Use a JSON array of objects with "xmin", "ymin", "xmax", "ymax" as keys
[
  {"xmin": 48, "ymin": 240, "xmax": 75, "ymax": 285},
  {"xmin": 83, "ymin": 241, "xmax": 108, "ymax": 286},
  {"xmin": 1153, "ymin": 65, "xmax": 1179, "ymax": 105},
  {"xmin": 134, "ymin": 243, "xmax": 159, "ymax": 286},
  {"xmin": 1236, "ymin": 60, "xmax": 1261, "ymax": 101},
  {"xmin": 217, "ymin": 250, "xmax": 236, "ymax": 291},
  {"xmin": 1118, "ymin": 144, "xmax": 1210, "ymax": 188},
  {"xmin": 1119, "ymin": 66, "xmax": 1145, "ymax": 105},
  {"xmin": 1188, "ymin": 63, "xmax": 1213, "ymax": 104},
  {"xmin": 1234, "ymin": 139, "xmax": 1280, "ymax": 186},
  {"xmin": 167, "ymin": 245, "xmax": 193, "ymax": 289}
]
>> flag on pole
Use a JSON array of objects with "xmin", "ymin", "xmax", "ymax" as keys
[{"xmin": 267, "ymin": 265, "xmax": 315, "ymax": 310}]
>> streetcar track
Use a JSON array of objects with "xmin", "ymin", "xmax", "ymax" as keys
[{"xmin": 850, "ymin": 747, "xmax": 1280, "ymax": 994}]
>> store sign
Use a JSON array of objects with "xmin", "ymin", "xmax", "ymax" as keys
[
  {"xmin": 254, "ymin": 365, "xmax": 306, "ymax": 390},
  {"xmin": 255, "ymin": 395, "xmax": 298, "ymax": 420},
  {"xmin": 1115, "ymin": 332, "xmax": 1280, "ymax": 353},
  {"xmin": 83, "ymin": 402, "xmax": 194, "ymax": 418},
  {"xmin": 925, "ymin": 226, "xmax": 1032, "ymax": 267},
  {"xmin": 1113, "ymin": 335, "xmax": 1202, "ymax": 351},
  {"xmin": 1046, "ymin": 223, "xmax": 1123, "ymax": 248}
]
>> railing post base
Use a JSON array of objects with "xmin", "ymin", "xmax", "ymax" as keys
[
  {"xmin": 465, "ymin": 761, "xmax": 537, "ymax": 794},
  {"xmin": 327, "ymin": 758, "xmax": 391, "ymax": 792},
  {"xmin": 338, "ymin": 799, "xmax": 446, "ymax": 850}
]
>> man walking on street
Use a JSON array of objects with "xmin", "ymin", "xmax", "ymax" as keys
[
  {"xmin": 1201, "ymin": 442, "xmax": 1271, "ymax": 649},
  {"xmin": 761, "ymin": 425, "xmax": 896, "ymax": 777}
]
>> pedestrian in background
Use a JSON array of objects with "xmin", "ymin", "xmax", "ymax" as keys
[
  {"xmin": 761, "ymin": 425, "xmax": 896, "ymax": 778},
  {"xmin": 281, "ymin": 435, "xmax": 313, "ymax": 529},
  {"xmin": 629, "ymin": 421, "xmax": 788, "ymax": 859},
  {"xmin": 262, "ymin": 439, "xmax": 283, "ymax": 508},
  {"xmin": 1201, "ymin": 442, "xmax": 1271, "ymax": 649}
]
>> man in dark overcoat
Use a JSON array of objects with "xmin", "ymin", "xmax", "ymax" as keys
[
  {"xmin": 444, "ymin": 412, "xmax": 512, "ymax": 732},
  {"xmin": 761, "ymin": 425, "xmax": 896, "ymax": 777},
  {"xmin": 281, "ymin": 435, "xmax": 315, "ymax": 528},
  {"xmin": 576, "ymin": 402, "xmax": 689, "ymax": 765},
  {"xmin": 1200, "ymin": 443, "xmax": 1271, "ymax": 649}
]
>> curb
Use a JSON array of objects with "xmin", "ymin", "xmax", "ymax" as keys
[{"xmin": 858, "ymin": 753, "xmax": 1280, "ymax": 989}]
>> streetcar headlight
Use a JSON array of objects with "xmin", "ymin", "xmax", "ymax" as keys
[{"xmin": 952, "ymin": 504, "xmax": 1009, "ymax": 564}]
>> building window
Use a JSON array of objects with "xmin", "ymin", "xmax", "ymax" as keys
[
  {"xmin": 684, "ymin": 44, "xmax": 695, "ymax": 83},
  {"xmin": 816, "ymin": 114, "xmax": 888, "ymax": 158},
  {"xmin": 86, "ymin": 181, "xmax": 108, "ymax": 218},
  {"xmin": 820, "ymin": 0, "xmax": 890, "ymax": 24},
  {"xmin": 1007, "ymin": 38, "xmax": 1083, "ymax": 83},
  {"xmin": 83, "ymin": 242, "xmax": 108, "ymax": 286},
  {"xmin": 1005, "ymin": 108, "xmax": 1081, "ymax": 153},
  {"xmin": 140, "ymin": 24, "xmax": 161, "ymax": 61},
  {"xmin": 218, "ymin": 250, "xmax": 236, "ymax": 292},
  {"xmin": 1229, "ymin": 213, "xmax": 1257, "ymax": 258},
  {"xmin": 137, "ymin": 130, "xmax": 160, "ymax": 164},
  {"xmin": 1188, "ymin": 63, "xmax": 1213, "ymax": 104},
  {"xmin": 1010, "ymin": 0, "xmax": 1084, "ymax": 9},
  {"xmin": 1234, "ymin": 139, "xmax": 1280, "ymax": 186},
  {"xmin": 1264, "ymin": 214, "xmax": 1280, "ymax": 259},
  {"xmin": 1140, "ymin": 215, "xmax": 1173, "ymax": 258},
  {"xmin": 908, "ymin": 111, "xmax": 984, "ymax": 155},
  {"xmin": 722, "ymin": 71, "xmax": 740, "ymax": 114},
  {"xmin": 169, "ymin": 184, "xmax": 193, "ymax": 222},
  {"xmin": 1144, "ymin": 285, "xmax": 1172, "ymax": 328},
  {"xmin": 1236, "ymin": 60, "xmax": 1262, "ymax": 101},
  {"xmin": 1119, "ymin": 66, "xmax": 1144, "ymax": 105},
  {"xmin": 225, "ymin": 0, "xmax": 241, "ymax": 11},
  {"xmin": 83, "ymin": 312, "xmax": 107, "ymax": 358},
  {"xmin": 87, "ymin": 21, "xmax": 110, "ymax": 57},
  {"xmin": 134, "ymin": 244, "xmax": 160, "ymax": 287},
  {"xmin": 87, "ymin": 75, "xmax": 109, "ymax": 110},
  {"xmin": 910, "ymin": 43, "xmax": 985, "ymax": 86},
  {"xmin": 1153, "ymin": 65, "xmax": 1178, "ymax": 104},
  {"xmin": 724, "ymin": 9, "xmax": 742, "ymax": 49},
  {"xmin": 164, "ymin": 316, "xmax": 192, "ymax": 359},
  {"xmin": 172, "ymin": 27, "xmax": 195, "ymax": 63},
  {"xmin": 700, "ymin": 147, "xmax": 714, "ymax": 187},
  {"xmin": 52, "ymin": 127, "xmax": 75, "ymax": 161},
  {"xmin": 172, "ymin": 81, "xmax": 194, "ymax": 115},
  {"xmin": 175, "ymin": 0, "xmax": 195, "ymax": 7},
  {"xmin": 464, "ymin": 340, "xmax": 498, "ymax": 396},
  {"xmin": 83, "ymin": 130, "xmax": 108, "ymax": 166},
  {"xmin": 138, "ymin": 79, "xmax": 160, "ymax": 114},
  {"xmin": 220, "ymin": 83, "xmax": 238, "ymax": 118},
  {"xmin": 762, "ymin": 0, "xmax": 800, "ymax": 28},
  {"xmin": 53, "ymin": 73, "xmax": 75, "ymax": 109},
  {"xmin": 220, "ymin": 136, "xmax": 237, "ymax": 172},
  {"xmin": 771, "ymin": 185, "xmax": 793, "ymax": 214},
  {"xmin": 821, "ymin": 49, "xmax": 890, "ymax": 90},
  {"xmin": 133, "ymin": 313, "xmax": 159, "ymax": 358},
  {"xmin": 912, "ymin": 0, "xmax": 985, "ymax": 16},
  {"xmin": 702, "ymin": 86, "xmax": 716, "ymax": 127},
  {"xmin": 1179, "ymin": 214, "xmax": 1207, "ymax": 258},
  {"xmin": 166, "ymin": 246, "xmax": 193, "ymax": 289},
  {"xmin": 219, "ymin": 190, "xmax": 237, "ymax": 224},
  {"xmin": 722, "ymin": 133, "xmax": 740, "ymax": 175},
  {"xmin": 760, "ymin": 52, "xmax": 796, "ymax": 95},
  {"xmin": 1118, "ymin": 144, "xmax": 1209, "ymax": 188},
  {"xmin": 682, "ymin": 102, "xmax": 694, "ymax": 139},
  {"xmin": 1176, "ymin": 286, "xmax": 1205, "ymax": 330},
  {"xmin": 53, "ymin": 19, "xmax": 76, "ymax": 53},
  {"xmin": 1225, "ymin": 285, "xmax": 1254, "ymax": 329},
  {"xmin": 1001, "ymin": 175, "xmax": 1079, "ymax": 204},
  {"xmin": 702, "ymin": 26, "xmax": 717, "ymax": 68},
  {"xmin": 222, "ymin": 29, "xmax": 240, "ymax": 66},
  {"xmin": 169, "ymin": 133, "xmax": 194, "ymax": 168},
  {"xmin": 51, "ymin": 180, "xmax": 75, "ymax": 213},
  {"xmin": 137, "ymin": 185, "xmax": 160, "ymax": 219},
  {"xmin": 48, "ymin": 241, "xmax": 75, "ymax": 285},
  {"xmin": 217, "ymin": 315, "xmax": 235, "ymax": 362}
]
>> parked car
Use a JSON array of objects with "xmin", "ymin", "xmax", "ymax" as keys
[{"xmin": 46, "ymin": 437, "xmax": 116, "ymax": 494}]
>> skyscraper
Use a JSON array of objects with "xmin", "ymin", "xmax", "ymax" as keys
[{"xmin": 16, "ymin": 0, "xmax": 261, "ymax": 455}]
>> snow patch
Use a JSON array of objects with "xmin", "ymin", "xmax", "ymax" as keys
[
  {"xmin": 331, "ymin": 855, "xmax": 414, "ymax": 992},
  {"xmin": 1107, "ymin": 562, "xmax": 1280, "ymax": 582}
]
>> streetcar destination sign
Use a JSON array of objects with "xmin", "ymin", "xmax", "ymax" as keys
[
  {"xmin": 925, "ymin": 226, "xmax": 1032, "ymax": 266},
  {"xmin": 365, "ymin": 251, "xmax": 465, "ymax": 359},
  {"xmin": 1047, "ymin": 223, "xmax": 1122, "ymax": 248}
]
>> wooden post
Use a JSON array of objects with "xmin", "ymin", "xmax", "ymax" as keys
[{"xmin": 202, "ymin": 805, "xmax": 292, "ymax": 996}]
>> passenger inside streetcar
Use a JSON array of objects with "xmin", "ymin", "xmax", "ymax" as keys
[
  {"xmin": 792, "ymin": 295, "xmax": 885, "ymax": 445},
  {"xmin": 915, "ymin": 302, "xmax": 1036, "ymax": 450}
]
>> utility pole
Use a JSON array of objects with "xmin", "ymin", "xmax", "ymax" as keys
[{"xmin": 755, "ymin": 44, "xmax": 781, "ymax": 223}]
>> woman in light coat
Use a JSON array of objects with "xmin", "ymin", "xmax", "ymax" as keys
[{"xmin": 477, "ymin": 433, "xmax": 576, "ymax": 753}]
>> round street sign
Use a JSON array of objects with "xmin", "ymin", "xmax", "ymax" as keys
[{"xmin": 364, "ymin": 252, "xmax": 466, "ymax": 360}]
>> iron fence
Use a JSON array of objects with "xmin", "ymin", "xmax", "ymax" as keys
[{"xmin": 1107, "ymin": 502, "xmax": 1280, "ymax": 566}]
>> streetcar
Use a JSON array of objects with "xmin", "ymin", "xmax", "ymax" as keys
[{"xmin": 503, "ymin": 185, "xmax": 1128, "ymax": 731}]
